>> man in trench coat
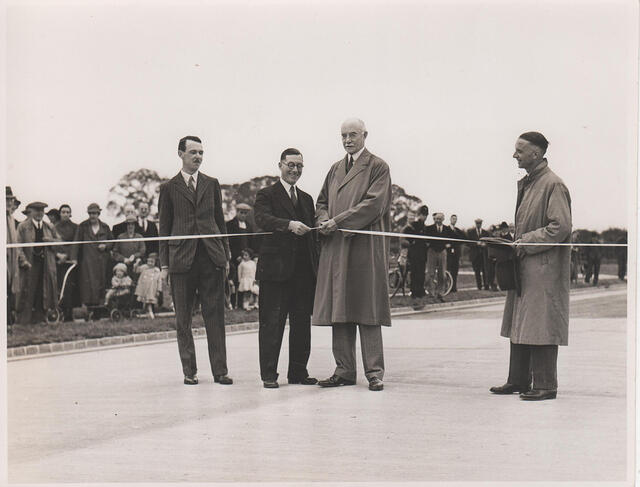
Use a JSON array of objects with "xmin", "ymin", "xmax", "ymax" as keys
[
  {"xmin": 490, "ymin": 131, "xmax": 572, "ymax": 401},
  {"xmin": 313, "ymin": 118, "xmax": 392, "ymax": 392},
  {"xmin": 17, "ymin": 202, "xmax": 60, "ymax": 324}
]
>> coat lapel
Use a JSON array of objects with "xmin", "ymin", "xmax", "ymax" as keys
[
  {"xmin": 196, "ymin": 174, "xmax": 211, "ymax": 207},
  {"xmin": 275, "ymin": 181, "xmax": 298, "ymax": 219},
  {"xmin": 338, "ymin": 149, "xmax": 370, "ymax": 191},
  {"xmin": 171, "ymin": 173, "xmax": 196, "ymax": 207}
]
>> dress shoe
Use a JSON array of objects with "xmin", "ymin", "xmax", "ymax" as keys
[
  {"xmin": 288, "ymin": 377, "xmax": 318, "ymax": 385},
  {"xmin": 263, "ymin": 380, "xmax": 279, "ymax": 389},
  {"xmin": 368, "ymin": 377, "xmax": 384, "ymax": 391},
  {"xmin": 318, "ymin": 375, "xmax": 356, "ymax": 387},
  {"xmin": 184, "ymin": 375, "xmax": 198, "ymax": 385},
  {"xmin": 214, "ymin": 375, "xmax": 233, "ymax": 385},
  {"xmin": 489, "ymin": 383, "xmax": 529, "ymax": 394},
  {"xmin": 520, "ymin": 389, "xmax": 557, "ymax": 401}
]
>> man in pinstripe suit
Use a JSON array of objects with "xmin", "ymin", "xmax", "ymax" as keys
[{"xmin": 159, "ymin": 135, "xmax": 233, "ymax": 386}]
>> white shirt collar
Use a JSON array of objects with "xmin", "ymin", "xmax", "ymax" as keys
[
  {"xmin": 279, "ymin": 178, "xmax": 296, "ymax": 197},
  {"xmin": 348, "ymin": 146, "xmax": 366, "ymax": 163},
  {"xmin": 33, "ymin": 220, "xmax": 42, "ymax": 230},
  {"xmin": 181, "ymin": 169, "xmax": 199, "ymax": 187}
]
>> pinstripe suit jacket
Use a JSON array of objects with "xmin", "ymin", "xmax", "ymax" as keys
[{"xmin": 158, "ymin": 172, "xmax": 230, "ymax": 273}]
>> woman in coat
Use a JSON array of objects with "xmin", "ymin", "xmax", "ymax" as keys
[{"xmin": 70, "ymin": 203, "xmax": 114, "ymax": 307}]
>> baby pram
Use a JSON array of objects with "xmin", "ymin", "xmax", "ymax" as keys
[{"xmin": 45, "ymin": 262, "xmax": 76, "ymax": 324}]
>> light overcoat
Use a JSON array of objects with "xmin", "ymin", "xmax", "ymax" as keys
[
  {"xmin": 17, "ymin": 219, "xmax": 60, "ymax": 314},
  {"xmin": 312, "ymin": 149, "xmax": 392, "ymax": 327},
  {"xmin": 501, "ymin": 160, "xmax": 572, "ymax": 345}
]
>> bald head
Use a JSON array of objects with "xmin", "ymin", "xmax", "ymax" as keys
[{"xmin": 341, "ymin": 118, "xmax": 368, "ymax": 155}]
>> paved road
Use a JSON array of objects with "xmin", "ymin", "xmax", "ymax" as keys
[{"xmin": 7, "ymin": 288, "xmax": 629, "ymax": 484}]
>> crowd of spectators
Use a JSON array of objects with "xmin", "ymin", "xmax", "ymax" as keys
[
  {"xmin": 400, "ymin": 206, "xmax": 627, "ymax": 302},
  {"xmin": 5, "ymin": 184, "xmax": 626, "ymax": 325}
]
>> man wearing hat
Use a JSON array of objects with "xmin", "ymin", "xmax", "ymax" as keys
[
  {"xmin": 466, "ymin": 218, "xmax": 490, "ymax": 290},
  {"xmin": 70, "ymin": 203, "xmax": 114, "ymax": 308},
  {"xmin": 226, "ymin": 202, "xmax": 256, "ymax": 308},
  {"xmin": 137, "ymin": 201, "xmax": 159, "ymax": 257},
  {"xmin": 424, "ymin": 212, "xmax": 454, "ymax": 300},
  {"xmin": 403, "ymin": 205, "xmax": 429, "ymax": 301},
  {"xmin": 491, "ymin": 131, "xmax": 572, "ymax": 401},
  {"xmin": 16, "ymin": 201, "xmax": 61, "ymax": 324},
  {"xmin": 447, "ymin": 214, "xmax": 467, "ymax": 293},
  {"xmin": 6, "ymin": 187, "xmax": 25, "ymax": 325}
]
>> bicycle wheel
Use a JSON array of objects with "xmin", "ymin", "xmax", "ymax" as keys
[
  {"xmin": 442, "ymin": 271, "xmax": 454, "ymax": 296},
  {"xmin": 389, "ymin": 270, "xmax": 402, "ymax": 298}
]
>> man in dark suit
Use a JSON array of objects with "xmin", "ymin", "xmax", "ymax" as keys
[
  {"xmin": 158, "ymin": 135, "xmax": 232, "ymax": 386},
  {"xmin": 466, "ymin": 218, "xmax": 490, "ymax": 290},
  {"xmin": 226, "ymin": 203, "xmax": 256, "ymax": 308},
  {"xmin": 254, "ymin": 148, "xmax": 319, "ymax": 389},
  {"xmin": 425, "ymin": 212, "xmax": 454, "ymax": 300},
  {"xmin": 447, "ymin": 214, "xmax": 466, "ymax": 293},
  {"xmin": 137, "ymin": 201, "xmax": 159, "ymax": 257},
  {"xmin": 403, "ymin": 205, "xmax": 429, "ymax": 300}
]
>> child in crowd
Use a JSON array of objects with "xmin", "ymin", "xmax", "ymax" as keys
[
  {"xmin": 237, "ymin": 248, "xmax": 258, "ymax": 311},
  {"xmin": 134, "ymin": 252, "xmax": 163, "ymax": 319},
  {"xmin": 104, "ymin": 263, "xmax": 133, "ymax": 306}
]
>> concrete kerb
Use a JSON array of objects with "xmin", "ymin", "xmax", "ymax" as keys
[{"xmin": 6, "ymin": 283, "xmax": 626, "ymax": 361}]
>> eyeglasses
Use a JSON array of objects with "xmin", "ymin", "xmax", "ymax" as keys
[{"xmin": 282, "ymin": 162, "xmax": 304, "ymax": 170}]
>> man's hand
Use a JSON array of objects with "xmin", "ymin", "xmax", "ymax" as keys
[
  {"xmin": 20, "ymin": 260, "xmax": 31, "ymax": 269},
  {"xmin": 288, "ymin": 220, "xmax": 311, "ymax": 235},
  {"xmin": 98, "ymin": 243, "xmax": 106, "ymax": 251},
  {"xmin": 56, "ymin": 252, "xmax": 67, "ymax": 262},
  {"xmin": 319, "ymin": 219, "xmax": 338, "ymax": 235},
  {"xmin": 161, "ymin": 267, "xmax": 169, "ymax": 281},
  {"xmin": 514, "ymin": 239, "xmax": 526, "ymax": 258}
]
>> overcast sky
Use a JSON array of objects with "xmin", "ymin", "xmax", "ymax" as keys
[{"xmin": 4, "ymin": 0, "xmax": 637, "ymax": 230}]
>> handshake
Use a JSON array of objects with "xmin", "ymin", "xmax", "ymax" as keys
[{"xmin": 288, "ymin": 219, "xmax": 338, "ymax": 236}]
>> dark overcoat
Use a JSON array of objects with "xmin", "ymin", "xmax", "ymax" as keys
[
  {"xmin": 312, "ymin": 149, "xmax": 392, "ymax": 327},
  {"xmin": 70, "ymin": 219, "xmax": 114, "ymax": 306},
  {"xmin": 501, "ymin": 160, "xmax": 572, "ymax": 345}
]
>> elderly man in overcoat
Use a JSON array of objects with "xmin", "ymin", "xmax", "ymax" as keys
[
  {"xmin": 17, "ymin": 202, "xmax": 61, "ymax": 324},
  {"xmin": 313, "ymin": 118, "xmax": 392, "ymax": 392},
  {"xmin": 490, "ymin": 132, "xmax": 572, "ymax": 401}
]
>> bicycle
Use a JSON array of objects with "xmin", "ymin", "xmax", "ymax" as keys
[{"xmin": 389, "ymin": 257, "xmax": 453, "ymax": 298}]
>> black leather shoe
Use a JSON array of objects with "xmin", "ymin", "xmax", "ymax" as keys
[
  {"xmin": 489, "ymin": 383, "xmax": 529, "ymax": 394},
  {"xmin": 520, "ymin": 389, "xmax": 557, "ymax": 401},
  {"xmin": 263, "ymin": 380, "xmax": 279, "ymax": 389},
  {"xmin": 368, "ymin": 377, "xmax": 384, "ymax": 391},
  {"xmin": 184, "ymin": 375, "xmax": 198, "ymax": 385},
  {"xmin": 288, "ymin": 377, "xmax": 318, "ymax": 385},
  {"xmin": 318, "ymin": 375, "xmax": 356, "ymax": 387},
  {"xmin": 214, "ymin": 375, "xmax": 233, "ymax": 385}
]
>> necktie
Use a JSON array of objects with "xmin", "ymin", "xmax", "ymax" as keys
[
  {"xmin": 346, "ymin": 155, "xmax": 353, "ymax": 174},
  {"xmin": 188, "ymin": 176, "xmax": 196, "ymax": 194},
  {"xmin": 290, "ymin": 186, "xmax": 298, "ymax": 207}
]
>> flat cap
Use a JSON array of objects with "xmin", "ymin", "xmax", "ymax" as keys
[
  {"xmin": 236, "ymin": 203, "xmax": 252, "ymax": 211},
  {"xmin": 26, "ymin": 201, "xmax": 48, "ymax": 210}
]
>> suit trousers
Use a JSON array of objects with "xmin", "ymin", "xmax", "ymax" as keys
[
  {"xmin": 447, "ymin": 252, "xmax": 460, "ymax": 291},
  {"xmin": 426, "ymin": 248, "xmax": 447, "ymax": 296},
  {"xmin": 507, "ymin": 342, "xmax": 559, "ymax": 391},
  {"xmin": 258, "ymin": 267, "xmax": 313, "ymax": 382},
  {"xmin": 170, "ymin": 241, "xmax": 228, "ymax": 378},
  {"xmin": 408, "ymin": 256, "xmax": 426, "ymax": 298},
  {"xmin": 471, "ymin": 254, "xmax": 484, "ymax": 289},
  {"xmin": 332, "ymin": 324, "xmax": 384, "ymax": 381}
]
